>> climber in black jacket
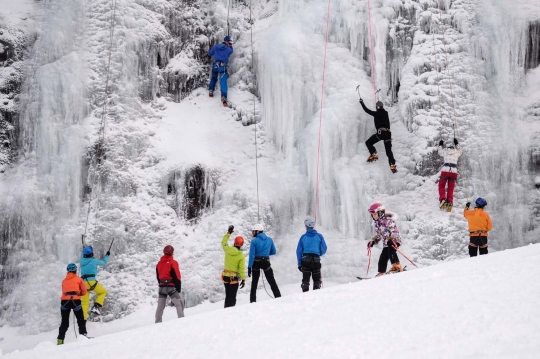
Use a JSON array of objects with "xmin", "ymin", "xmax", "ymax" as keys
[{"xmin": 359, "ymin": 99, "xmax": 397, "ymax": 173}]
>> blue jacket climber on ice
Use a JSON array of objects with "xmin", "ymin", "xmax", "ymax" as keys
[
  {"xmin": 248, "ymin": 232, "xmax": 277, "ymax": 268},
  {"xmin": 208, "ymin": 35, "xmax": 234, "ymax": 106},
  {"xmin": 296, "ymin": 228, "xmax": 327, "ymax": 267}
]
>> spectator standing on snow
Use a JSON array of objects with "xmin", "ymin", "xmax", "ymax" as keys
[
  {"xmin": 366, "ymin": 203, "xmax": 403, "ymax": 277},
  {"xmin": 359, "ymin": 99, "xmax": 397, "ymax": 173},
  {"xmin": 248, "ymin": 223, "xmax": 281, "ymax": 302},
  {"xmin": 57, "ymin": 263, "xmax": 88, "ymax": 345},
  {"xmin": 80, "ymin": 246, "xmax": 110, "ymax": 320},
  {"xmin": 221, "ymin": 225, "xmax": 246, "ymax": 308},
  {"xmin": 438, "ymin": 138, "xmax": 463, "ymax": 212},
  {"xmin": 155, "ymin": 245, "xmax": 185, "ymax": 323},
  {"xmin": 208, "ymin": 35, "xmax": 234, "ymax": 107},
  {"xmin": 296, "ymin": 217, "xmax": 327, "ymax": 292},
  {"xmin": 464, "ymin": 198, "xmax": 492, "ymax": 257}
]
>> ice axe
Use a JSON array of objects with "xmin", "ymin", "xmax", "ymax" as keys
[{"xmin": 108, "ymin": 237, "xmax": 115, "ymax": 253}]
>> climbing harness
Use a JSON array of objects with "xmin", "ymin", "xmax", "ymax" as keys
[{"xmin": 313, "ymin": 0, "xmax": 332, "ymax": 225}]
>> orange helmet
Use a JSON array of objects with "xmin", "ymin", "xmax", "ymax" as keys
[
  {"xmin": 233, "ymin": 236, "xmax": 244, "ymax": 247},
  {"xmin": 163, "ymin": 245, "xmax": 174, "ymax": 255}
]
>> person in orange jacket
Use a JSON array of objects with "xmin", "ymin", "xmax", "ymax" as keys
[
  {"xmin": 57, "ymin": 263, "xmax": 88, "ymax": 345},
  {"xmin": 463, "ymin": 197, "xmax": 492, "ymax": 257}
]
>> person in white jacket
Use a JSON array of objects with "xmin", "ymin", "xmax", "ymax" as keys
[{"xmin": 438, "ymin": 138, "xmax": 463, "ymax": 211}]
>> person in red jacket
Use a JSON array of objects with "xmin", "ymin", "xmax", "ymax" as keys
[
  {"xmin": 57, "ymin": 263, "xmax": 88, "ymax": 345},
  {"xmin": 155, "ymin": 245, "xmax": 184, "ymax": 323}
]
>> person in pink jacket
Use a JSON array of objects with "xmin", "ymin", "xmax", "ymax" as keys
[{"xmin": 438, "ymin": 138, "xmax": 463, "ymax": 212}]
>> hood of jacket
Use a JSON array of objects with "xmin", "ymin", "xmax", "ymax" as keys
[
  {"xmin": 305, "ymin": 228, "xmax": 319, "ymax": 237},
  {"xmin": 256, "ymin": 232, "xmax": 270, "ymax": 241}
]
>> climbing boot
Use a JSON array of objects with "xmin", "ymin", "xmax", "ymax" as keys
[
  {"xmin": 388, "ymin": 262, "xmax": 403, "ymax": 274},
  {"xmin": 446, "ymin": 202, "xmax": 453, "ymax": 212},
  {"xmin": 440, "ymin": 199, "xmax": 448, "ymax": 210},
  {"xmin": 57, "ymin": 339, "xmax": 64, "ymax": 345},
  {"xmin": 367, "ymin": 153, "xmax": 379, "ymax": 163},
  {"xmin": 221, "ymin": 97, "xmax": 228, "ymax": 107},
  {"xmin": 91, "ymin": 304, "xmax": 101, "ymax": 315},
  {"xmin": 209, "ymin": 90, "xmax": 214, "ymax": 97},
  {"xmin": 390, "ymin": 164, "xmax": 398, "ymax": 173}
]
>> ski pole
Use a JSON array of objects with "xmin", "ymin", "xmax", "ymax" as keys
[
  {"xmin": 391, "ymin": 240, "xmax": 418, "ymax": 268},
  {"xmin": 366, "ymin": 247, "xmax": 372, "ymax": 276}
]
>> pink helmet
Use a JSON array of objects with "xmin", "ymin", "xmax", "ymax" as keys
[{"xmin": 368, "ymin": 203, "xmax": 385, "ymax": 214}]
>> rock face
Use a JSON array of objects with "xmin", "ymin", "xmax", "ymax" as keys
[{"xmin": 0, "ymin": 25, "xmax": 32, "ymax": 173}]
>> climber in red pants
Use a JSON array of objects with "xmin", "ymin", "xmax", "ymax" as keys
[{"xmin": 438, "ymin": 138, "xmax": 463, "ymax": 212}]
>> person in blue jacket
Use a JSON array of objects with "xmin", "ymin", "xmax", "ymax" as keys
[
  {"xmin": 296, "ymin": 217, "xmax": 328, "ymax": 292},
  {"xmin": 80, "ymin": 246, "xmax": 110, "ymax": 319},
  {"xmin": 207, "ymin": 35, "xmax": 234, "ymax": 106},
  {"xmin": 248, "ymin": 223, "xmax": 281, "ymax": 303}
]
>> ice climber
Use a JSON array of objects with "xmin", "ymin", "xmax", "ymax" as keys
[
  {"xmin": 464, "ymin": 198, "xmax": 492, "ymax": 257},
  {"xmin": 155, "ymin": 245, "xmax": 185, "ymax": 323},
  {"xmin": 208, "ymin": 35, "xmax": 234, "ymax": 107},
  {"xmin": 221, "ymin": 225, "xmax": 246, "ymax": 308},
  {"xmin": 438, "ymin": 138, "xmax": 463, "ymax": 212},
  {"xmin": 366, "ymin": 203, "xmax": 403, "ymax": 277},
  {"xmin": 248, "ymin": 223, "xmax": 281, "ymax": 302},
  {"xmin": 359, "ymin": 98, "xmax": 397, "ymax": 173},
  {"xmin": 80, "ymin": 246, "xmax": 109, "ymax": 320},
  {"xmin": 296, "ymin": 217, "xmax": 327, "ymax": 292},
  {"xmin": 57, "ymin": 263, "xmax": 88, "ymax": 345}
]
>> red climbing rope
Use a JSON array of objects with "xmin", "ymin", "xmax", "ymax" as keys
[
  {"xmin": 314, "ymin": 0, "xmax": 332, "ymax": 225},
  {"xmin": 367, "ymin": 0, "xmax": 378, "ymax": 104}
]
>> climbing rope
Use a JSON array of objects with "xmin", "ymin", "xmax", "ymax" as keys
[
  {"xmin": 249, "ymin": 0, "xmax": 260, "ymax": 222},
  {"xmin": 83, "ymin": 0, "xmax": 118, "ymax": 237},
  {"xmin": 429, "ymin": 11, "xmax": 445, "ymax": 139},
  {"xmin": 226, "ymin": 0, "xmax": 232, "ymax": 36},
  {"xmin": 366, "ymin": 0, "xmax": 378, "ymax": 105},
  {"xmin": 435, "ymin": 3, "xmax": 470, "ymax": 200},
  {"xmin": 313, "ymin": 0, "xmax": 332, "ymax": 225}
]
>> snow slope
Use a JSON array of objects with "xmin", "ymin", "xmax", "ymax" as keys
[{"xmin": 5, "ymin": 244, "xmax": 540, "ymax": 359}]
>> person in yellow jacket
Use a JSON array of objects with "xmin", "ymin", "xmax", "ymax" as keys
[
  {"xmin": 464, "ymin": 197, "xmax": 492, "ymax": 257},
  {"xmin": 221, "ymin": 225, "xmax": 246, "ymax": 308}
]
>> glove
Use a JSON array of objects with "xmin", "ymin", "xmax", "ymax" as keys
[
  {"xmin": 106, "ymin": 251, "xmax": 110, "ymax": 256},
  {"xmin": 248, "ymin": 268, "xmax": 252, "ymax": 277},
  {"xmin": 466, "ymin": 202, "xmax": 471, "ymax": 209},
  {"xmin": 439, "ymin": 139, "xmax": 444, "ymax": 147},
  {"xmin": 240, "ymin": 280, "xmax": 245, "ymax": 289},
  {"xmin": 298, "ymin": 266, "xmax": 302, "ymax": 272},
  {"xmin": 227, "ymin": 225, "xmax": 234, "ymax": 234},
  {"xmin": 367, "ymin": 241, "xmax": 374, "ymax": 249},
  {"xmin": 359, "ymin": 98, "xmax": 364, "ymax": 103},
  {"xmin": 454, "ymin": 138, "xmax": 458, "ymax": 145}
]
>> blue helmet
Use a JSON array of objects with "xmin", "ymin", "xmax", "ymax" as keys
[
  {"xmin": 83, "ymin": 246, "xmax": 94, "ymax": 256},
  {"xmin": 67, "ymin": 263, "xmax": 77, "ymax": 272},
  {"xmin": 224, "ymin": 35, "xmax": 232, "ymax": 43},
  {"xmin": 475, "ymin": 197, "xmax": 487, "ymax": 208},
  {"xmin": 304, "ymin": 217, "xmax": 315, "ymax": 228}
]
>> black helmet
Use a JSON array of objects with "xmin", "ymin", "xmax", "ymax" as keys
[{"xmin": 376, "ymin": 101, "xmax": 383, "ymax": 109}]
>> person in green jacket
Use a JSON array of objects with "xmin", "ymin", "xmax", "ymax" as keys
[{"xmin": 221, "ymin": 225, "xmax": 246, "ymax": 308}]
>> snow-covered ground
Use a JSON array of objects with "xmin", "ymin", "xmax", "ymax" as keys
[{"xmin": 3, "ymin": 244, "xmax": 540, "ymax": 358}]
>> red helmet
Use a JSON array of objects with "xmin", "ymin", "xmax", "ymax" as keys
[
  {"xmin": 163, "ymin": 245, "xmax": 174, "ymax": 255},
  {"xmin": 368, "ymin": 203, "xmax": 385, "ymax": 214},
  {"xmin": 234, "ymin": 236, "xmax": 244, "ymax": 247}
]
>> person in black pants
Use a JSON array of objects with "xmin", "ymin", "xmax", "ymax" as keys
[
  {"xmin": 58, "ymin": 263, "xmax": 88, "ymax": 345},
  {"xmin": 248, "ymin": 223, "xmax": 281, "ymax": 303},
  {"xmin": 296, "ymin": 217, "xmax": 328, "ymax": 292},
  {"xmin": 359, "ymin": 99, "xmax": 397, "ymax": 173}
]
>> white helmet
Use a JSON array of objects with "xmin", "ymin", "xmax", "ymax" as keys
[{"xmin": 252, "ymin": 223, "xmax": 265, "ymax": 231}]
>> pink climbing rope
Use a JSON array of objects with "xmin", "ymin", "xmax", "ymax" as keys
[
  {"xmin": 314, "ymin": 0, "xmax": 332, "ymax": 225},
  {"xmin": 367, "ymin": 0, "xmax": 378, "ymax": 104}
]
